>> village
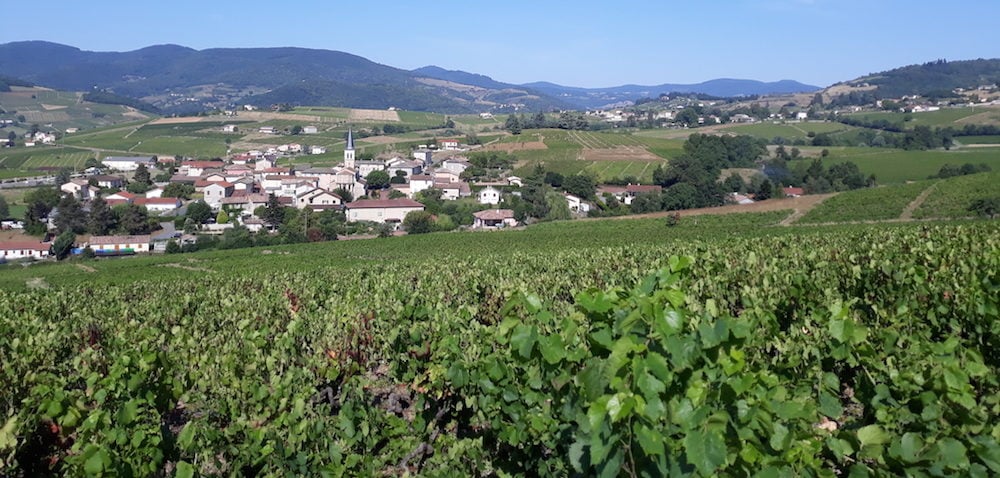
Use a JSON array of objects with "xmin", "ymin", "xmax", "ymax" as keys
[{"xmin": 1, "ymin": 127, "xmax": 678, "ymax": 262}]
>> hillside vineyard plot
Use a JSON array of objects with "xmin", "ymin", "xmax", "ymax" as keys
[{"xmin": 1, "ymin": 222, "xmax": 999, "ymax": 475}]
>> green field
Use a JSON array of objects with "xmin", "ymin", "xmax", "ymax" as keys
[
  {"xmin": 0, "ymin": 88, "xmax": 154, "ymax": 130},
  {"xmin": 723, "ymin": 121, "xmax": 855, "ymax": 140},
  {"xmin": 957, "ymin": 135, "xmax": 1000, "ymax": 145},
  {"xmin": 821, "ymin": 148, "xmax": 1000, "ymax": 183},
  {"xmin": 913, "ymin": 172, "xmax": 1000, "ymax": 219},
  {"xmin": 0, "ymin": 146, "xmax": 94, "ymax": 172},
  {"xmin": 61, "ymin": 121, "xmax": 235, "ymax": 158},
  {"xmin": 844, "ymin": 106, "xmax": 1000, "ymax": 128},
  {"xmin": 797, "ymin": 181, "xmax": 931, "ymax": 224},
  {"xmin": 1, "ymin": 214, "xmax": 999, "ymax": 475}
]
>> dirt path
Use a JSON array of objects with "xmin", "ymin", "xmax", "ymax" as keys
[
  {"xmin": 599, "ymin": 193, "xmax": 837, "ymax": 223},
  {"xmin": 900, "ymin": 183, "xmax": 938, "ymax": 220}
]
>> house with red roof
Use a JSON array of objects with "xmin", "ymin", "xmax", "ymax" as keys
[
  {"xmin": 0, "ymin": 241, "xmax": 51, "ymax": 260},
  {"xmin": 345, "ymin": 198, "xmax": 424, "ymax": 224}
]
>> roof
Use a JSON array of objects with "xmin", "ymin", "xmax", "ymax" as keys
[
  {"xmin": 783, "ymin": 187, "xmax": 805, "ymax": 196},
  {"xmin": 626, "ymin": 184, "xmax": 662, "ymax": 194},
  {"xmin": 346, "ymin": 128, "xmax": 355, "ymax": 150},
  {"xmin": 92, "ymin": 175, "xmax": 124, "ymax": 182},
  {"xmin": 473, "ymin": 209, "xmax": 515, "ymax": 220},
  {"xmin": 196, "ymin": 180, "xmax": 235, "ymax": 188},
  {"xmin": 134, "ymin": 197, "xmax": 181, "ymax": 206},
  {"xmin": 346, "ymin": 198, "xmax": 424, "ymax": 209},
  {"xmin": 88, "ymin": 235, "xmax": 152, "ymax": 246},
  {"xmin": 104, "ymin": 156, "xmax": 155, "ymax": 163},
  {"xmin": 410, "ymin": 174, "xmax": 433, "ymax": 180},
  {"xmin": 0, "ymin": 241, "xmax": 50, "ymax": 251},
  {"xmin": 182, "ymin": 160, "xmax": 225, "ymax": 168}
]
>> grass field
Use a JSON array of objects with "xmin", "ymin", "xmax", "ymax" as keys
[
  {"xmin": 61, "ymin": 121, "xmax": 232, "ymax": 158},
  {"xmin": 0, "ymin": 146, "xmax": 94, "ymax": 171},
  {"xmin": 0, "ymin": 88, "xmax": 153, "ymax": 130},
  {"xmin": 821, "ymin": 148, "xmax": 1000, "ymax": 184},
  {"xmin": 843, "ymin": 106, "xmax": 1000, "ymax": 129},
  {"xmin": 723, "ymin": 121, "xmax": 855, "ymax": 140},
  {"xmin": 956, "ymin": 135, "xmax": 1000, "ymax": 144},
  {"xmin": 797, "ymin": 181, "xmax": 931, "ymax": 224},
  {"xmin": 288, "ymin": 107, "xmax": 351, "ymax": 119},
  {"xmin": 913, "ymin": 172, "xmax": 1000, "ymax": 219}
]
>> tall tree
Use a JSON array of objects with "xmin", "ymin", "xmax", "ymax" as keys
[
  {"xmin": 186, "ymin": 200, "xmax": 212, "ymax": 224},
  {"xmin": 52, "ymin": 231, "xmax": 76, "ymax": 260},
  {"xmin": 365, "ymin": 170, "xmax": 390, "ymax": 190},
  {"xmin": 54, "ymin": 195, "xmax": 86, "ymax": 234},
  {"xmin": 133, "ymin": 164, "xmax": 152, "ymax": 185},
  {"xmin": 263, "ymin": 193, "xmax": 285, "ymax": 228},
  {"xmin": 116, "ymin": 204, "xmax": 150, "ymax": 234},
  {"xmin": 504, "ymin": 114, "xmax": 522, "ymax": 135},
  {"xmin": 56, "ymin": 168, "xmax": 72, "ymax": 186},
  {"xmin": 87, "ymin": 196, "xmax": 115, "ymax": 235}
]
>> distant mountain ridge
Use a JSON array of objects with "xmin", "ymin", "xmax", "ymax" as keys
[
  {"xmin": 1, "ymin": 41, "xmax": 822, "ymax": 113},
  {"xmin": 846, "ymin": 58, "xmax": 1000, "ymax": 98}
]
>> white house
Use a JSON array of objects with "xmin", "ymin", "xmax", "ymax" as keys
[
  {"xmin": 477, "ymin": 186, "xmax": 502, "ymax": 205},
  {"xmin": 61, "ymin": 179, "xmax": 98, "ymax": 200},
  {"xmin": 507, "ymin": 176, "xmax": 523, "ymax": 187},
  {"xmin": 439, "ymin": 138, "xmax": 461, "ymax": 151},
  {"xmin": 345, "ymin": 198, "xmax": 425, "ymax": 224},
  {"xmin": 412, "ymin": 149, "xmax": 433, "ymax": 166},
  {"xmin": 222, "ymin": 124, "xmax": 238, "ymax": 133},
  {"xmin": 795, "ymin": 111, "xmax": 809, "ymax": 121},
  {"xmin": 180, "ymin": 161, "xmax": 225, "ymax": 177},
  {"xmin": 472, "ymin": 209, "xmax": 517, "ymax": 229},
  {"xmin": 303, "ymin": 126, "xmax": 319, "ymax": 134},
  {"xmin": 434, "ymin": 182, "xmax": 471, "ymax": 201},
  {"xmin": 102, "ymin": 156, "xmax": 156, "ymax": 172},
  {"xmin": 259, "ymin": 126, "xmax": 277, "ymax": 134},
  {"xmin": 310, "ymin": 146, "xmax": 327, "ymax": 155},
  {"xmin": 134, "ymin": 197, "xmax": 182, "ymax": 213},
  {"xmin": 434, "ymin": 170, "xmax": 461, "ymax": 184},
  {"xmin": 355, "ymin": 160, "xmax": 386, "ymax": 179},
  {"xmin": 0, "ymin": 241, "xmax": 50, "ymax": 260},
  {"xmin": 409, "ymin": 175, "xmax": 435, "ymax": 196},
  {"xmin": 387, "ymin": 160, "xmax": 423, "ymax": 178},
  {"xmin": 296, "ymin": 189, "xmax": 343, "ymax": 210},
  {"xmin": 88, "ymin": 235, "xmax": 152, "ymax": 255},
  {"xmin": 442, "ymin": 159, "xmax": 472, "ymax": 175},
  {"xmin": 564, "ymin": 193, "xmax": 591, "ymax": 214},
  {"xmin": 203, "ymin": 182, "xmax": 235, "ymax": 207}
]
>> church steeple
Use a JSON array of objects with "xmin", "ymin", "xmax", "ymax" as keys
[{"xmin": 344, "ymin": 127, "xmax": 356, "ymax": 169}]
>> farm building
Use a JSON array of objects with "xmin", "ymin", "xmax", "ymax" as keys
[
  {"xmin": 87, "ymin": 235, "xmax": 152, "ymax": 255},
  {"xmin": 101, "ymin": 156, "xmax": 156, "ymax": 172},
  {"xmin": 0, "ymin": 241, "xmax": 51, "ymax": 260},
  {"xmin": 472, "ymin": 209, "xmax": 517, "ymax": 229}
]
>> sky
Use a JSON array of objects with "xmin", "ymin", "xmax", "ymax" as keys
[{"xmin": 3, "ymin": 0, "xmax": 998, "ymax": 88}]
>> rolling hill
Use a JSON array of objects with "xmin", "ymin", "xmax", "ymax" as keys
[{"xmin": 828, "ymin": 58, "xmax": 1000, "ymax": 102}]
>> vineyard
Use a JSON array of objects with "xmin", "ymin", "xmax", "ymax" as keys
[
  {"xmin": 2, "ymin": 217, "xmax": 1000, "ymax": 476},
  {"xmin": 797, "ymin": 181, "xmax": 931, "ymax": 224}
]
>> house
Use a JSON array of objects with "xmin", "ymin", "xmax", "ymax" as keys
[
  {"xmin": 783, "ymin": 187, "xmax": 805, "ymax": 197},
  {"xmin": 134, "ymin": 197, "xmax": 182, "ymax": 213},
  {"xmin": 61, "ymin": 179, "xmax": 98, "ymax": 200},
  {"xmin": 507, "ymin": 176, "xmax": 523, "ymax": 187},
  {"xmin": 88, "ymin": 235, "xmax": 152, "ymax": 255},
  {"xmin": 310, "ymin": 146, "xmax": 327, "ymax": 155},
  {"xmin": 303, "ymin": 126, "xmax": 319, "ymax": 134},
  {"xmin": 439, "ymin": 138, "xmax": 461, "ymax": 151},
  {"xmin": 355, "ymin": 160, "xmax": 386, "ymax": 179},
  {"xmin": 623, "ymin": 184, "xmax": 662, "ymax": 205},
  {"xmin": 0, "ymin": 241, "xmax": 51, "ymax": 260},
  {"xmin": 795, "ymin": 112, "xmax": 809, "ymax": 121},
  {"xmin": 105, "ymin": 191, "xmax": 138, "ymax": 206},
  {"xmin": 101, "ymin": 156, "xmax": 156, "ymax": 172},
  {"xmin": 296, "ymin": 189, "xmax": 343, "ymax": 210},
  {"xmin": 259, "ymin": 126, "xmax": 277, "ymax": 135},
  {"xmin": 730, "ymin": 114, "xmax": 754, "ymax": 124},
  {"xmin": 222, "ymin": 124, "xmax": 238, "ymax": 133},
  {"xmin": 472, "ymin": 209, "xmax": 517, "ymax": 229},
  {"xmin": 65, "ymin": 127, "xmax": 79, "ymax": 134},
  {"xmin": 479, "ymin": 112, "xmax": 494, "ymax": 119},
  {"xmin": 564, "ymin": 193, "xmax": 591, "ymax": 213},
  {"xmin": 387, "ymin": 160, "xmax": 423, "ymax": 178},
  {"xmin": 92, "ymin": 175, "xmax": 126, "ymax": 189},
  {"xmin": 202, "ymin": 172, "xmax": 228, "ymax": 183},
  {"xmin": 145, "ymin": 187, "xmax": 164, "ymax": 198},
  {"xmin": 478, "ymin": 186, "xmax": 502, "ymax": 205},
  {"xmin": 345, "ymin": 198, "xmax": 425, "ymax": 224},
  {"xmin": 433, "ymin": 170, "xmax": 461, "ymax": 184},
  {"xmin": 221, "ymin": 193, "xmax": 272, "ymax": 216},
  {"xmin": 433, "ymin": 181, "xmax": 471, "ymax": 201},
  {"xmin": 729, "ymin": 193, "xmax": 755, "ymax": 205},
  {"xmin": 441, "ymin": 158, "xmax": 472, "ymax": 175},
  {"xmin": 409, "ymin": 175, "xmax": 435, "ymax": 195},
  {"xmin": 180, "ymin": 160, "xmax": 226, "ymax": 177},
  {"xmin": 412, "ymin": 149, "xmax": 433, "ymax": 166},
  {"xmin": 203, "ymin": 182, "xmax": 235, "ymax": 207}
]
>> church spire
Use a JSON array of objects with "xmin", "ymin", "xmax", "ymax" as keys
[{"xmin": 343, "ymin": 127, "xmax": 356, "ymax": 169}]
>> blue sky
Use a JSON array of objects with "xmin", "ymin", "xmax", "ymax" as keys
[{"xmin": 3, "ymin": 0, "xmax": 998, "ymax": 88}]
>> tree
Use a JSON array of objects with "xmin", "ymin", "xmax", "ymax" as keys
[
  {"xmin": 444, "ymin": 117, "xmax": 455, "ymax": 129},
  {"xmin": 56, "ymin": 168, "xmax": 72, "ymax": 186},
  {"xmin": 755, "ymin": 180, "xmax": 774, "ymax": 200},
  {"xmin": 543, "ymin": 172, "xmax": 564, "ymax": 188},
  {"xmin": 133, "ymin": 164, "xmax": 151, "ymax": 185},
  {"xmin": 504, "ymin": 114, "xmax": 522, "ymax": 135},
  {"xmin": 216, "ymin": 209, "xmax": 230, "ymax": 224},
  {"xmin": 55, "ymin": 195, "xmax": 86, "ymax": 234},
  {"xmin": 161, "ymin": 182, "xmax": 194, "ymax": 199},
  {"xmin": 291, "ymin": 125, "xmax": 303, "ymax": 135},
  {"xmin": 0, "ymin": 195, "xmax": 8, "ymax": 219},
  {"xmin": 6, "ymin": 131, "xmax": 15, "ymax": 143},
  {"xmin": 52, "ymin": 231, "xmax": 75, "ymax": 260},
  {"xmin": 165, "ymin": 240, "xmax": 181, "ymax": 254},
  {"xmin": 403, "ymin": 210, "xmax": 435, "ymax": 234},
  {"xmin": 126, "ymin": 182, "xmax": 152, "ymax": 194},
  {"xmin": 968, "ymin": 197, "xmax": 1000, "ymax": 219},
  {"xmin": 545, "ymin": 192, "xmax": 571, "ymax": 221},
  {"xmin": 116, "ymin": 204, "xmax": 150, "ymax": 234},
  {"xmin": 675, "ymin": 108, "xmax": 699, "ymax": 126},
  {"xmin": 333, "ymin": 187, "xmax": 354, "ymax": 203},
  {"xmin": 186, "ymin": 200, "xmax": 212, "ymax": 225},
  {"xmin": 563, "ymin": 174, "xmax": 596, "ymax": 199},
  {"xmin": 723, "ymin": 173, "xmax": 746, "ymax": 193},
  {"xmin": 810, "ymin": 92, "xmax": 824, "ymax": 106},
  {"xmin": 263, "ymin": 193, "xmax": 285, "ymax": 228},
  {"xmin": 365, "ymin": 170, "xmax": 391, "ymax": 190},
  {"xmin": 388, "ymin": 189, "xmax": 407, "ymax": 199},
  {"xmin": 87, "ymin": 196, "xmax": 115, "ymax": 235},
  {"xmin": 84, "ymin": 158, "xmax": 101, "ymax": 169}
]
